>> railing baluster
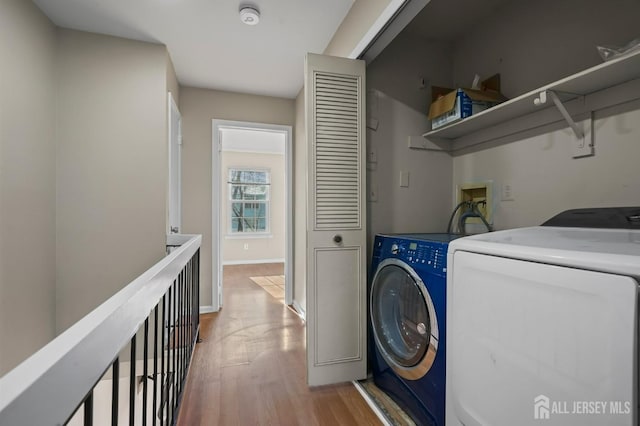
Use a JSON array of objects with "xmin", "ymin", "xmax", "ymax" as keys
[
  {"xmin": 182, "ymin": 268, "xmax": 186, "ymax": 388},
  {"xmin": 84, "ymin": 390, "xmax": 93, "ymax": 426},
  {"xmin": 129, "ymin": 335, "xmax": 136, "ymax": 426},
  {"xmin": 112, "ymin": 358, "xmax": 119, "ymax": 426},
  {"xmin": 181, "ymin": 269, "xmax": 184, "ymax": 389},
  {"xmin": 177, "ymin": 271, "xmax": 182, "ymax": 400},
  {"xmin": 172, "ymin": 279, "xmax": 178, "ymax": 423},
  {"xmin": 143, "ymin": 318, "xmax": 149, "ymax": 426},
  {"xmin": 186, "ymin": 260, "xmax": 193, "ymax": 350},
  {"xmin": 193, "ymin": 257, "xmax": 196, "ymax": 337},
  {"xmin": 188, "ymin": 258, "xmax": 192, "ymax": 353},
  {"xmin": 196, "ymin": 250, "xmax": 200, "ymax": 340},
  {"xmin": 165, "ymin": 286, "xmax": 171, "ymax": 425},
  {"xmin": 188, "ymin": 263, "xmax": 192, "ymax": 350},
  {"xmin": 195, "ymin": 257, "xmax": 197, "ymax": 321},
  {"xmin": 153, "ymin": 305, "xmax": 159, "ymax": 426}
]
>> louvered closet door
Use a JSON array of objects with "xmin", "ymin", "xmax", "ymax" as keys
[{"xmin": 305, "ymin": 53, "xmax": 366, "ymax": 386}]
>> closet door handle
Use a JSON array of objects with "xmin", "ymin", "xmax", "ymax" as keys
[{"xmin": 333, "ymin": 235, "xmax": 343, "ymax": 245}]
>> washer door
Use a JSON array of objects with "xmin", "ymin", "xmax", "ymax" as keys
[{"xmin": 370, "ymin": 258, "xmax": 439, "ymax": 380}]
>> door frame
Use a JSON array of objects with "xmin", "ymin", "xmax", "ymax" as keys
[
  {"xmin": 211, "ymin": 119, "xmax": 293, "ymax": 311},
  {"xmin": 168, "ymin": 92, "xmax": 182, "ymax": 234}
]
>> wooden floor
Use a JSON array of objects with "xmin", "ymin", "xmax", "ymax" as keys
[{"xmin": 177, "ymin": 263, "xmax": 381, "ymax": 425}]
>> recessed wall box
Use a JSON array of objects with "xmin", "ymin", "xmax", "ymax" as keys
[{"xmin": 457, "ymin": 181, "xmax": 493, "ymax": 225}]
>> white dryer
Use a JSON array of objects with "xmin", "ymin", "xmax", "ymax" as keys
[{"xmin": 446, "ymin": 207, "xmax": 640, "ymax": 426}]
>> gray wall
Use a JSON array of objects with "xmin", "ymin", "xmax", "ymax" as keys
[
  {"xmin": 368, "ymin": 0, "xmax": 640, "ymax": 233},
  {"xmin": 453, "ymin": 101, "xmax": 640, "ymax": 228},
  {"xmin": 0, "ymin": 0, "xmax": 57, "ymax": 375},
  {"xmin": 367, "ymin": 31, "xmax": 452, "ymax": 113},
  {"xmin": 324, "ymin": 0, "xmax": 394, "ymax": 58},
  {"xmin": 55, "ymin": 30, "xmax": 169, "ymax": 332},
  {"xmin": 451, "ymin": 0, "xmax": 640, "ymax": 98},
  {"xmin": 365, "ymin": 30, "xmax": 454, "ymax": 244},
  {"xmin": 366, "ymin": 90, "xmax": 453, "ymax": 242},
  {"xmin": 293, "ymin": 90, "xmax": 307, "ymax": 314},
  {"xmin": 179, "ymin": 87, "xmax": 294, "ymax": 310}
]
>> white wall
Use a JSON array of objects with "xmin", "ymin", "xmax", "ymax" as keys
[
  {"xmin": 447, "ymin": 0, "xmax": 640, "ymax": 229},
  {"xmin": 367, "ymin": 90, "xmax": 453, "ymax": 243},
  {"xmin": 179, "ymin": 87, "xmax": 294, "ymax": 310},
  {"xmin": 221, "ymin": 151, "xmax": 285, "ymax": 263},
  {"xmin": 365, "ymin": 30, "xmax": 455, "ymax": 248},
  {"xmin": 166, "ymin": 54, "xmax": 180, "ymax": 104},
  {"xmin": 453, "ymin": 100, "xmax": 640, "ymax": 229},
  {"xmin": 451, "ymin": 0, "xmax": 640, "ymax": 98},
  {"xmin": 55, "ymin": 30, "xmax": 169, "ymax": 332},
  {"xmin": 0, "ymin": 0, "xmax": 57, "ymax": 375},
  {"xmin": 365, "ymin": 31, "xmax": 455, "ymax": 248}
]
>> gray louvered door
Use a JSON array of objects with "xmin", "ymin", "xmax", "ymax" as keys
[{"xmin": 305, "ymin": 53, "xmax": 366, "ymax": 386}]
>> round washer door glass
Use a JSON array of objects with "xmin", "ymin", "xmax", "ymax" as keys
[{"xmin": 371, "ymin": 264, "xmax": 431, "ymax": 368}]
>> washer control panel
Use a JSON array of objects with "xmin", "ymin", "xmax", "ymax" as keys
[{"xmin": 381, "ymin": 239, "xmax": 448, "ymax": 273}]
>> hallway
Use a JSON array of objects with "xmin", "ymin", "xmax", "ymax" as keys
[{"xmin": 177, "ymin": 264, "xmax": 380, "ymax": 425}]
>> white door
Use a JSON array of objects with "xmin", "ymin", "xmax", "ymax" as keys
[
  {"xmin": 168, "ymin": 92, "xmax": 182, "ymax": 234},
  {"xmin": 305, "ymin": 53, "xmax": 367, "ymax": 386}
]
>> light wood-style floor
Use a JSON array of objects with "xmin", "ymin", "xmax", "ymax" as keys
[
  {"xmin": 249, "ymin": 273, "xmax": 285, "ymax": 304},
  {"xmin": 177, "ymin": 263, "xmax": 381, "ymax": 425}
]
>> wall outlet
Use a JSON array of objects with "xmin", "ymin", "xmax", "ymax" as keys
[
  {"xmin": 502, "ymin": 182, "xmax": 515, "ymax": 201},
  {"xmin": 243, "ymin": 243, "xmax": 249, "ymax": 250}
]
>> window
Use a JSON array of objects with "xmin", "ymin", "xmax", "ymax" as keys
[{"xmin": 228, "ymin": 169, "xmax": 270, "ymax": 234}]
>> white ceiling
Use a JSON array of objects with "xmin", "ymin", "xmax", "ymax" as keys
[{"xmin": 33, "ymin": 0, "xmax": 355, "ymax": 99}]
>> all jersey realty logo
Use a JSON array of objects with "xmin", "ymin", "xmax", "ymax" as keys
[
  {"xmin": 534, "ymin": 395, "xmax": 551, "ymax": 420},
  {"xmin": 534, "ymin": 394, "xmax": 631, "ymax": 420}
]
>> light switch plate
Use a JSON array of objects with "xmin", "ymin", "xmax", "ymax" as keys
[
  {"xmin": 368, "ymin": 148, "xmax": 378, "ymax": 163},
  {"xmin": 400, "ymin": 171, "xmax": 410, "ymax": 188},
  {"xmin": 368, "ymin": 183, "xmax": 378, "ymax": 202}
]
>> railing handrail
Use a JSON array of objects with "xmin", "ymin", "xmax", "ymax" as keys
[{"xmin": 0, "ymin": 234, "xmax": 202, "ymax": 425}]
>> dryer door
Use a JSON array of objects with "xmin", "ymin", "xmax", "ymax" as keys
[{"xmin": 370, "ymin": 258, "xmax": 439, "ymax": 380}]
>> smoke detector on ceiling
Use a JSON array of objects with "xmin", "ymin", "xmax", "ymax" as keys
[{"xmin": 239, "ymin": 6, "xmax": 260, "ymax": 26}]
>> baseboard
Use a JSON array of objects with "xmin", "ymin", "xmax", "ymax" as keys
[
  {"xmin": 222, "ymin": 258, "xmax": 285, "ymax": 266},
  {"xmin": 292, "ymin": 300, "xmax": 306, "ymax": 321},
  {"xmin": 352, "ymin": 380, "xmax": 393, "ymax": 426},
  {"xmin": 199, "ymin": 305, "xmax": 216, "ymax": 314}
]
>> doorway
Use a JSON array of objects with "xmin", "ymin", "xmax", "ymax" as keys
[{"xmin": 212, "ymin": 120, "xmax": 293, "ymax": 312}]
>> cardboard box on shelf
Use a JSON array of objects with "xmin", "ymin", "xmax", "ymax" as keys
[{"xmin": 428, "ymin": 74, "xmax": 507, "ymax": 130}]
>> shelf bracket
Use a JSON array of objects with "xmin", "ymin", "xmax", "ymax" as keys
[
  {"xmin": 409, "ymin": 135, "xmax": 448, "ymax": 151},
  {"xmin": 533, "ymin": 90, "xmax": 594, "ymax": 158}
]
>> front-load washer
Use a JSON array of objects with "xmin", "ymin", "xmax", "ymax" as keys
[
  {"xmin": 446, "ymin": 207, "xmax": 640, "ymax": 426},
  {"xmin": 370, "ymin": 233, "xmax": 461, "ymax": 426}
]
